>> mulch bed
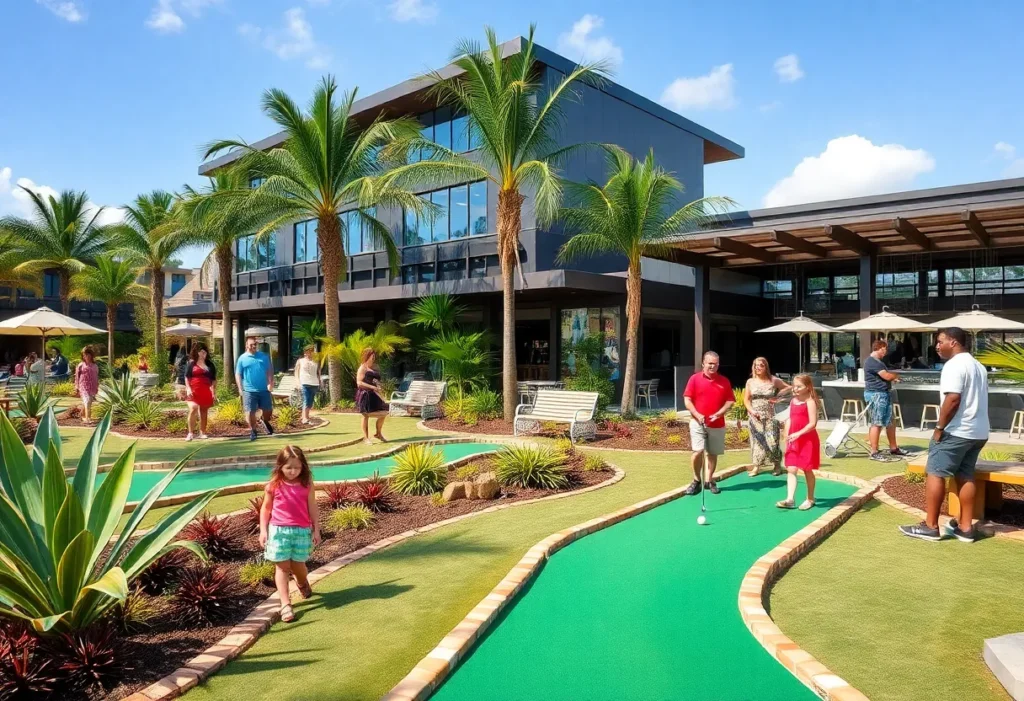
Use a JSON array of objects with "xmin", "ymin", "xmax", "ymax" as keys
[
  {"xmin": 55, "ymin": 411, "xmax": 326, "ymax": 439},
  {"xmin": 881, "ymin": 475, "xmax": 1024, "ymax": 528},
  {"xmin": 99, "ymin": 457, "xmax": 615, "ymax": 701},
  {"xmin": 425, "ymin": 417, "xmax": 749, "ymax": 452}
]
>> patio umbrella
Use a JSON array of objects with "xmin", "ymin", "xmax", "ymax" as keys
[
  {"xmin": 835, "ymin": 305, "xmax": 935, "ymax": 337},
  {"xmin": 930, "ymin": 304, "xmax": 1024, "ymax": 349},
  {"xmin": 0, "ymin": 306, "xmax": 105, "ymax": 355},
  {"xmin": 164, "ymin": 322, "xmax": 210, "ymax": 337},
  {"xmin": 244, "ymin": 326, "xmax": 277, "ymax": 337},
  {"xmin": 755, "ymin": 311, "xmax": 836, "ymax": 372}
]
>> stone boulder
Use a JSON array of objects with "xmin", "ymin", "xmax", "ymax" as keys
[
  {"xmin": 474, "ymin": 472, "xmax": 500, "ymax": 500},
  {"xmin": 442, "ymin": 482, "xmax": 466, "ymax": 502},
  {"xmin": 464, "ymin": 481, "xmax": 479, "ymax": 500}
]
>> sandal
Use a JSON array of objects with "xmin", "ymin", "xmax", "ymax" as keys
[
  {"xmin": 374, "ymin": 434, "xmax": 387, "ymax": 443},
  {"xmin": 297, "ymin": 581, "xmax": 313, "ymax": 599},
  {"xmin": 363, "ymin": 439, "xmax": 373, "ymax": 446},
  {"xmin": 280, "ymin": 604, "xmax": 295, "ymax": 623},
  {"xmin": 798, "ymin": 500, "xmax": 816, "ymax": 511},
  {"xmin": 776, "ymin": 499, "xmax": 795, "ymax": 509}
]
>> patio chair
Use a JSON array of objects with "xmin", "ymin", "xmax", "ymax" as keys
[{"xmin": 636, "ymin": 378, "xmax": 660, "ymax": 409}]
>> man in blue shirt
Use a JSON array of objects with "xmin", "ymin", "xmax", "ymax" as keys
[
  {"xmin": 49, "ymin": 348, "xmax": 69, "ymax": 380},
  {"xmin": 235, "ymin": 336, "xmax": 275, "ymax": 441}
]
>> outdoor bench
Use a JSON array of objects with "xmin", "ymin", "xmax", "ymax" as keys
[
  {"xmin": 906, "ymin": 457, "xmax": 1024, "ymax": 520},
  {"xmin": 514, "ymin": 389, "xmax": 599, "ymax": 443},
  {"xmin": 389, "ymin": 380, "xmax": 447, "ymax": 419}
]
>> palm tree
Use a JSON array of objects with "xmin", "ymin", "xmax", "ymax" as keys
[
  {"xmin": 320, "ymin": 321, "xmax": 410, "ymax": 385},
  {"xmin": 69, "ymin": 256, "xmax": 149, "ymax": 361},
  {"xmin": 117, "ymin": 190, "xmax": 191, "ymax": 380},
  {"xmin": 201, "ymin": 76, "xmax": 426, "ymax": 403},
  {"xmin": 978, "ymin": 343, "xmax": 1024, "ymax": 383},
  {"xmin": 407, "ymin": 293, "xmax": 466, "ymax": 334},
  {"xmin": 0, "ymin": 189, "xmax": 113, "ymax": 314},
  {"xmin": 556, "ymin": 148, "xmax": 734, "ymax": 413},
  {"xmin": 0, "ymin": 233, "xmax": 41, "ymax": 301},
  {"xmin": 382, "ymin": 26, "xmax": 608, "ymax": 420}
]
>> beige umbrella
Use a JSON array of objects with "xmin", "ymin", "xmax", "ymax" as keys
[
  {"xmin": 755, "ymin": 311, "xmax": 836, "ymax": 372},
  {"xmin": 931, "ymin": 304, "xmax": 1024, "ymax": 349},
  {"xmin": 0, "ymin": 306, "xmax": 105, "ymax": 355},
  {"xmin": 164, "ymin": 322, "xmax": 210, "ymax": 337},
  {"xmin": 836, "ymin": 305, "xmax": 935, "ymax": 334}
]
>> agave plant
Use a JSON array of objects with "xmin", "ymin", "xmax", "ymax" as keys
[
  {"xmin": 390, "ymin": 443, "xmax": 447, "ymax": 496},
  {"xmin": 96, "ymin": 374, "xmax": 146, "ymax": 418},
  {"xmin": 0, "ymin": 409, "xmax": 216, "ymax": 633},
  {"xmin": 15, "ymin": 383, "xmax": 56, "ymax": 420}
]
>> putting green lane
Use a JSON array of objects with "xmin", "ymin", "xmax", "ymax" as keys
[
  {"xmin": 432, "ymin": 472, "xmax": 856, "ymax": 701},
  {"xmin": 98, "ymin": 443, "xmax": 503, "ymax": 502}
]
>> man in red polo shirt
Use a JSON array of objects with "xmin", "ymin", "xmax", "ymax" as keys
[{"xmin": 683, "ymin": 351, "xmax": 735, "ymax": 495}]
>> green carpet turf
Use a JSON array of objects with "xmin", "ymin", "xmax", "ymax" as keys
[
  {"xmin": 432, "ymin": 472, "xmax": 855, "ymax": 701},
  {"xmin": 100, "ymin": 442, "xmax": 503, "ymax": 501}
]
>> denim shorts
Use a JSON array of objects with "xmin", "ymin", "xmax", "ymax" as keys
[
  {"xmin": 926, "ymin": 435, "xmax": 987, "ymax": 479},
  {"xmin": 302, "ymin": 384, "xmax": 318, "ymax": 409},
  {"xmin": 243, "ymin": 389, "xmax": 273, "ymax": 413},
  {"xmin": 864, "ymin": 390, "xmax": 892, "ymax": 427}
]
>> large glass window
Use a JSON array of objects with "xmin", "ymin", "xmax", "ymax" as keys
[
  {"xmin": 416, "ymin": 108, "xmax": 478, "ymax": 155},
  {"xmin": 404, "ymin": 182, "xmax": 488, "ymax": 246},
  {"xmin": 44, "ymin": 272, "xmax": 59, "ymax": 297},
  {"xmin": 171, "ymin": 274, "xmax": 187, "ymax": 296},
  {"xmin": 834, "ymin": 275, "xmax": 859, "ymax": 301},
  {"xmin": 236, "ymin": 233, "xmax": 276, "ymax": 271},
  {"xmin": 763, "ymin": 280, "xmax": 793, "ymax": 298},
  {"xmin": 452, "ymin": 113, "xmax": 469, "ymax": 152},
  {"xmin": 806, "ymin": 277, "xmax": 829, "ymax": 296},
  {"xmin": 439, "ymin": 260, "xmax": 463, "ymax": 281},
  {"xmin": 341, "ymin": 207, "xmax": 379, "ymax": 255},
  {"xmin": 876, "ymin": 272, "xmax": 917, "ymax": 299},
  {"xmin": 560, "ymin": 307, "xmax": 621, "ymax": 382},
  {"xmin": 294, "ymin": 219, "xmax": 319, "ymax": 263}
]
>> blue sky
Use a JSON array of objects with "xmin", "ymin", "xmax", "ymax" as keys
[{"xmin": 2, "ymin": 0, "xmax": 1023, "ymax": 267}]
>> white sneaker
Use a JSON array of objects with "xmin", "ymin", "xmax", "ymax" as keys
[
  {"xmin": 198, "ymin": 433, "xmax": 209, "ymax": 440},
  {"xmin": 185, "ymin": 433, "xmax": 194, "ymax": 442}
]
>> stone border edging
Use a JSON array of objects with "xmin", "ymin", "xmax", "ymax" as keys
[
  {"xmin": 381, "ymin": 462, "xmax": 753, "ymax": 701},
  {"xmin": 737, "ymin": 470, "xmax": 878, "ymax": 701},
  {"xmin": 103, "ymin": 417, "xmax": 330, "ymax": 443},
  {"xmin": 122, "ymin": 457, "xmax": 627, "ymax": 701}
]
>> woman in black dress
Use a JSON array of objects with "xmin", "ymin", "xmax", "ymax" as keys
[{"xmin": 355, "ymin": 348, "xmax": 388, "ymax": 445}]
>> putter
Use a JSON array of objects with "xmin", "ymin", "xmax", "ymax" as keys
[{"xmin": 701, "ymin": 420, "xmax": 708, "ymax": 513}]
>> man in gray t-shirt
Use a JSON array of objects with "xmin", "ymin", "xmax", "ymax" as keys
[{"xmin": 863, "ymin": 339, "xmax": 906, "ymax": 459}]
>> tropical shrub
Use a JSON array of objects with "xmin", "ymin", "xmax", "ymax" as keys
[
  {"xmin": 666, "ymin": 434, "xmax": 683, "ymax": 445},
  {"xmin": 454, "ymin": 463, "xmax": 479, "ymax": 480},
  {"xmin": 646, "ymin": 425, "xmax": 663, "ymax": 444},
  {"xmin": 0, "ymin": 410, "xmax": 214, "ymax": 634},
  {"xmin": 49, "ymin": 381, "xmax": 76, "ymax": 398},
  {"xmin": 96, "ymin": 374, "xmax": 145, "ymax": 420},
  {"xmin": 243, "ymin": 496, "xmax": 264, "ymax": 535},
  {"xmin": 11, "ymin": 417, "xmax": 38, "ymax": 444},
  {"xmin": 328, "ymin": 504, "xmax": 375, "ymax": 531},
  {"xmin": 493, "ymin": 445, "xmax": 569, "ymax": 489},
  {"xmin": 172, "ymin": 564, "xmax": 233, "ymax": 627},
  {"xmin": 134, "ymin": 549, "xmax": 192, "ymax": 596},
  {"xmin": 0, "ymin": 625, "xmax": 59, "ymax": 695},
  {"xmin": 465, "ymin": 388, "xmax": 501, "ymax": 420},
  {"xmin": 390, "ymin": 443, "xmax": 447, "ymax": 495},
  {"xmin": 57, "ymin": 624, "xmax": 122, "ymax": 690},
  {"xmin": 429, "ymin": 492, "xmax": 447, "ymax": 507},
  {"xmin": 421, "ymin": 331, "xmax": 492, "ymax": 400},
  {"xmin": 318, "ymin": 482, "xmax": 353, "ymax": 511},
  {"xmin": 356, "ymin": 472, "xmax": 396, "ymax": 512},
  {"xmin": 904, "ymin": 469, "xmax": 925, "ymax": 484},
  {"xmin": 980, "ymin": 448, "xmax": 1020, "ymax": 461},
  {"xmin": 661, "ymin": 409, "xmax": 680, "ymax": 426},
  {"xmin": 182, "ymin": 512, "xmax": 245, "ymax": 561},
  {"xmin": 238, "ymin": 559, "xmax": 276, "ymax": 588},
  {"xmin": 276, "ymin": 405, "xmax": 300, "ymax": 427},
  {"xmin": 123, "ymin": 398, "xmax": 166, "ymax": 430},
  {"xmin": 211, "ymin": 397, "xmax": 245, "ymax": 426},
  {"xmin": 582, "ymin": 454, "xmax": 606, "ymax": 472},
  {"xmin": 164, "ymin": 417, "xmax": 189, "ymax": 435},
  {"xmin": 728, "ymin": 388, "xmax": 748, "ymax": 422},
  {"xmin": 553, "ymin": 437, "xmax": 574, "ymax": 457},
  {"xmin": 15, "ymin": 382, "xmax": 56, "ymax": 420},
  {"xmin": 111, "ymin": 589, "xmax": 160, "ymax": 633}
]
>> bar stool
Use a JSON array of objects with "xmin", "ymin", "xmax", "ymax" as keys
[
  {"xmin": 840, "ymin": 399, "xmax": 863, "ymax": 425},
  {"xmin": 1010, "ymin": 394, "xmax": 1024, "ymax": 439},
  {"xmin": 920, "ymin": 404, "xmax": 941, "ymax": 430},
  {"xmin": 818, "ymin": 401, "xmax": 829, "ymax": 421},
  {"xmin": 890, "ymin": 389, "xmax": 905, "ymax": 430}
]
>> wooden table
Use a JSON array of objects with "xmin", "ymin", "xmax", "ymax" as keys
[
  {"xmin": 0, "ymin": 398, "xmax": 11, "ymax": 416},
  {"xmin": 907, "ymin": 457, "xmax": 1024, "ymax": 520}
]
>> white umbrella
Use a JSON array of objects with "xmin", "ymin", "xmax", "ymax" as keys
[
  {"xmin": 931, "ymin": 304, "xmax": 1024, "ymax": 350},
  {"xmin": 836, "ymin": 305, "xmax": 935, "ymax": 333},
  {"xmin": 244, "ymin": 326, "xmax": 278, "ymax": 337},
  {"xmin": 755, "ymin": 311, "xmax": 836, "ymax": 372},
  {"xmin": 0, "ymin": 306, "xmax": 105, "ymax": 355},
  {"xmin": 164, "ymin": 322, "xmax": 210, "ymax": 337}
]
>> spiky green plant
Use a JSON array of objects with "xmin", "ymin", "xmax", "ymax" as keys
[
  {"xmin": 328, "ymin": 504, "xmax": 374, "ymax": 531},
  {"xmin": 15, "ymin": 383, "xmax": 56, "ymax": 420},
  {"xmin": 407, "ymin": 294, "xmax": 467, "ymax": 334},
  {"xmin": 0, "ymin": 409, "xmax": 215, "ymax": 633},
  {"xmin": 421, "ymin": 331, "xmax": 491, "ymax": 406},
  {"xmin": 978, "ymin": 343, "xmax": 1024, "ymax": 384},
  {"xmin": 390, "ymin": 443, "xmax": 447, "ymax": 495},
  {"xmin": 96, "ymin": 374, "xmax": 145, "ymax": 419},
  {"xmin": 492, "ymin": 444, "xmax": 568, "ymax": 489},
  {"xmin": 320, "ymin": 321, "xmax": 409, "ymax": 380}
]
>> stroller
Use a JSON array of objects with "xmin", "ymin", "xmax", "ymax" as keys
[{"xmin": 823, "ymin": 396, "xmax": 903, "ymax": 461}]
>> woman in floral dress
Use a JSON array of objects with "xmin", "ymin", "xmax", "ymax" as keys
[{"xmin": 742, "ymin": 357, "xmax": 791, "ymax": 476}]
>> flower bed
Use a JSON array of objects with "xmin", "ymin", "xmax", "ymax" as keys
[
  {"xmin": 21, "ymin": 454, "xmax": 615, "ymax": 700},
  {"xmin": 881, "ymin": 474, "xmax": 1024, "ymax": 528},
  {"xmin": 55, "ymin": 405, "xmax": 326, "ymax": 439}
]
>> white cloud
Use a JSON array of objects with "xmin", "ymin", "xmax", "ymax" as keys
[
  {"xmin": 388, "ymin": 0, "xmax": 437, "ymax": 23},
  {"xmin": 35, "ymin": 0, "xmax": 85, "ymax": 22},
  {"xmin": 239, "ymin": 8, "xmax": 331, "ymax": 70},
  {"xmin": 994, "ymin": 142, "xmax": 1016, "ymax": 160},
  {"xmin": 145, "ymin": 0, "xmax": 221, "ymax": 33},
  {"xmin": 660, "ymin": 64, "xmax": 736, "ymax": 111},
  {"xmin": 557, "ymin": 14, "xmax": 623, "ymax": 67},
  {"xmin": 773, "ymin": 54, "xmax": 804, "ymax": 83},
  {"xmin": 758, "ymin": 100, "xmax": 781, "ymax": 113},
  {"xmin": 0, "ymin": 166, "xmax": 125, "ymax": 227},
  {"xmin": 763, "ymin": 135, "xmax": 935, "ymax": 207}
]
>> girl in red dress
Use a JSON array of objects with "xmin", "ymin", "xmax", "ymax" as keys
[
  {"xmin": 777, "ymin": 374, "xmax": 820, "ymax": 511},
  {"xmin": 185, "ymin": 343, "xmax": 216, "ymax": 441}
]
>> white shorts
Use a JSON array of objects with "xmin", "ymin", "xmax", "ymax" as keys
[{"xmin": 689, "ymin": 421, "xmax": 726, "ymax": 456}]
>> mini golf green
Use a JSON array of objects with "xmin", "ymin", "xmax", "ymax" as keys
[
  {"xmin": 431, "ymin": 472, "xmax": 856, "ymax": 701},
  {"xmin": 99, "ymin": 442, "xmax": 503, "ymax": 502}
]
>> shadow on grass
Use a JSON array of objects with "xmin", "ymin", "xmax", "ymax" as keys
[
  {"xmin": 214, "ymin": 648, "xmax": 322, "ymax": 677},
  {"xmin": 368, "ymin": 530, "xmax": 503, "ymax": 563},
  {"xmin": 300, "ymin": 579, "xmax": 414, "ymax": 614}
]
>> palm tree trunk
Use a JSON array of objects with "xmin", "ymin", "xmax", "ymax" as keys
[
  {"xmin": 151, "ymin": 268, "xmax": 165, "ymax": 379},
  {"xmin": 106, "ymin": 306, "xmax": 116, "ymax": 363},
  {"xmin": 58, "ymin": 269, "xmax": 70, "ymax": 315},
  {"xmin": 621, "ymin": 260, "xmax": 642, "ymax": 415},
  {"xmin": 318, "ymin": 214, "xmax": 344, "ymax": 403},
  {"xmin": 497, "ymin": 190, "xmax": 526, "ymax": 421},
  {"xmin": 216, "ymin": 246, "xmax": 234, "ymax": 382}
]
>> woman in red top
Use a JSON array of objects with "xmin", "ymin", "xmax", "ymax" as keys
[
  {"xmin": 777, "ymin": 374, "xmax": 821, "ymax": 510},
  {"xmin": 185, "ymin": 343, "xmax": 216, "ymax": 441}
]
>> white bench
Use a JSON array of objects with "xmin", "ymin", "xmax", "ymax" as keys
[
  {"xmin": 389, "ymin": 380, "xmax": 447, "ymax": 419},
  {"xmin": 514, "ymin": 389, "xmax": 599, "ymax": 443},
  {"xmin": 272, "ymin": 375, "xmax": 302, "ymax": 407}
]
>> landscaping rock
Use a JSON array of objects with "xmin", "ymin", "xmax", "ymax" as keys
[
  {"xmin": 442, "ymin": 482, "xmax": 466, "ymax": 501},
  {"xmin": 463, "ymin": 481, "xmax": 478, "ymax": 500},
  {"xmin": 475, "ymin": 472, "xmax": 500, "ymax": 500}
]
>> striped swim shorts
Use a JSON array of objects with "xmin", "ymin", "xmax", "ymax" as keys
[{"xmin": 264, "ymin": 524, "xmax": 314, "ymax": 563}]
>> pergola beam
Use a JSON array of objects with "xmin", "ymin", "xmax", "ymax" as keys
[
  {"xmin": 891, "ymin": 217, "xmax": 933, "ymax": 250},
  {"xmin": 665, "ymin": 247, "xmax": 722, "ymax": 268},
  {"xmin": 825, "ymin": 224, "xmax": 876, "ymax": 255},
  {"xmin": 770, "ymin": 229, "xmax": 826, "ymax": 257},
  {"xmin": 712, "ymin": 237, "xmax": 777, "ymax": 263},
  {"xmin": 961, "ymin": 210, "xmax": 990, "ymax": 247}
]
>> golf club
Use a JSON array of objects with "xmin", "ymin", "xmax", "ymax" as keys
[{"xmin": 698, "ymin": 419, "xmax": 708, "ymax": 525}]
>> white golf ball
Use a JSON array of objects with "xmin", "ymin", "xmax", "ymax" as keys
[{"xmin": 697, "ymin": 515, "xmax": 707, "ymax": 525}]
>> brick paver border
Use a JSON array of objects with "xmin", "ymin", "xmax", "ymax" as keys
[{"xmin": 122, "ymin": 453, "xmax": 627, "ymax": 700}]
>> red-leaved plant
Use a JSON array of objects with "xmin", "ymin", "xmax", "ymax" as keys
[
  {"xmin": 356, "ymin": 472, "xmax": 396, "ymax": 513},
  {"xmin": 319, "ymin": 481, "xmax": 354, "ymax": 511},
  {"xmin": 182, "ymin": 512, "xmax": 245, "ymax": 561},
  {"xmin": 58, "ymin": 624, "xmax": 121, "ymax": 692},
  {"xmin": 173, "ymin": 565, "xmax": 234, "ymax": 627}
]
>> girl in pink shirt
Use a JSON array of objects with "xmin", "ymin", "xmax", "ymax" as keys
[
  {"xmin": 74, "ymin": 346, "xmax": 100, "ymax": 425},
  {"xmin": 259, "ymin": 445, "xmax": 321, "ymax": 622}
]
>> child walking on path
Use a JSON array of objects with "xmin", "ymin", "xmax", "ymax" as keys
[
  {"xmin": 259, "ymin": 445, "xmax": 321, "ymax": 622},
  {"xmin": 777, "ymin": 374, "xmax": 821, "ymax": 511}
]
